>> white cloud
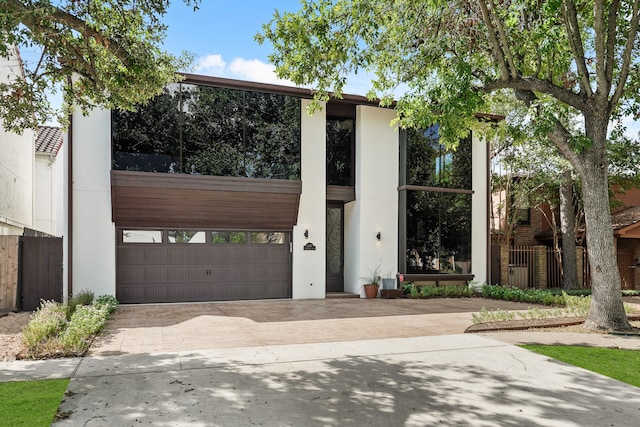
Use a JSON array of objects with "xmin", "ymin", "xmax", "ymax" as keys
[
  {"xmin": 228, "ymin": 57, "xmax": 293, "ymax": 86},
  {"xmin": 194, "ymin": 54, "xmax": 226, "ymax": 75}
]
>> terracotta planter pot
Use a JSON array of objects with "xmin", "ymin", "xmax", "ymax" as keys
[{"xmin": 364, "ymin": 284, "xmax": 379, "ymax": 298}]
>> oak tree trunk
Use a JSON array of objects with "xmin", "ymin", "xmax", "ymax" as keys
[
  {"xmin": 578, "ymin": 118, "xmax": 631, "ymax": 330},
  {"xmin": 559, "ymin": 171, "xmax": 579, "ymax": 290}
]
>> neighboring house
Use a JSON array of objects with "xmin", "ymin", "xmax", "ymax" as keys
[
  {"xmin": 0, "ymin": 46, "xmax": 35, "ymax": 236},
  {"xmin": 34, "ymin": 126, "xmax": 64, "ymax": 237},
  {"xmin": 492, "ymin": 181, "xmax": 640, "ymax": 289},
  {"xmin": 65, "ymin": 74, "xmax": 492, "ymax": 303}
]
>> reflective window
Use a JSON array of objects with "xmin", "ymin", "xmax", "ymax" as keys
[
  {"xmin": 326, "ymin": 118, "xmax": 354, "ymax": 186},
  {"xmin": 406, "ymin": 126, "xmax": 472, "ymax": 190},
  {"xmin": 400, "ymin": 127, "xmax": 473, "ymax": 275},
  {"xmin": 112, "ymin": 83, "xmax": 301, "ymax": 179},
  {"xmin": 168, "ymin": 230, "xmax": 206, "ymax": 243},
  {"xmin": 251, "ymin": 232, "xmax": 286, "ymax": 244},
  {"xmin": 405, "ymin": 192, "xmax": 471, "ymax": 274},
  {"xmin": 122, "ymin": 230, "xmax": 162, "ymax": 243},
  {"xmin": 211, "ymin": 231, "xmax": 247, "ymax": 244}
]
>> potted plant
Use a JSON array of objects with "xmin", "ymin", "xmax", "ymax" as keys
[{"xmin": 362, "ymin": 262, "xmax": 382, "ymax": 298}]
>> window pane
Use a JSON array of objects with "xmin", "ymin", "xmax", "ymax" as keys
[
  {"xmin": 405, "ymin": 191, "xmax": 471, "ymax": 274},
  {"xmin": 251, "ymin": 232, "xmax": 286, "ymax": 244},
  {"xmin": 113, "ymin": 83, "xmax": 301, "ymax": 179},
  {"xmin": 183, "ymin": 85, "xmax": 245, "ymax": 177},
  {"xmin": 243, "ymin": 91, "xmax": 301, "ymax": 179},
  {"xmin": 326, "ymin": 118, "xmax": 354, "ymax": 186},
  {"xmin": 122, "ymin": 230, "xmax": 162, "ymax": 243},
  {"xmin": 406, "ymin": 127, "xmax": 472, "ymax": 189},
  {"xmin": 211, "ymin": 231, "xmax": 247, "ymax": 244},
  {"xmin": 168, "ymin": 230, "xmax": 205, "ymax": 243},
  {"xmin": 112, "ymin": 85, "xmax": 181, "ymax": 173}
]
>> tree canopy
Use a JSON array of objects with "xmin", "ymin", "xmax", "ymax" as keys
[
  {"xmin": 258, "ymin": 0, "xmax": 640, "ymax": 330},
  {"xmin": 0, "ymin": 0, "xmax": 200, "ymax": 133}
]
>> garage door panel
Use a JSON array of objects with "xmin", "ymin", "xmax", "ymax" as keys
[{"xmin": 117, "ymin": 229, "xmax": 291, "ymax": 303}]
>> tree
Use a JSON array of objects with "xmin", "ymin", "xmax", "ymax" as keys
[
  {"xmin": 258, "ymin": 0, "xmax": 640, "ymax": 330},
  {"xmin": 0, "ymin": 0, "xmax": 200, "ymax": 133}
]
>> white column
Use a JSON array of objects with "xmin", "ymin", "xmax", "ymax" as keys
[
  {"xmin": 471, "ymin": 131, "xmax": 489, "ymax": 285},
  {"xmin": 71, "ymin": 107, "xmax": 116, "ymax": 297},
  {"xmin": 344, "ymin": 106, "xmax": 399, "ymax": 296},
  {"xmin": 292, "ymin": 100, "xmax": 326, "ymax": 299}
]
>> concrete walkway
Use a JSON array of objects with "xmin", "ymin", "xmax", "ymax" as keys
[{"xmin": 1, "ymin": 298, "xmax": 640, "ymax": 426}]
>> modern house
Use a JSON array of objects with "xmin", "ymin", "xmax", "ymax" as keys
[{"xmin": 64, "ymin": 74, "xmax": 492, "ymax": 303}]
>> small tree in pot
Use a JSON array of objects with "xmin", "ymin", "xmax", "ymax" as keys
[{"xmin": 362, "ymin": 261, "xmax": 382, "ymax": 298}]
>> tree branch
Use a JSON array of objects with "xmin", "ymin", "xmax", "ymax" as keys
[
  {"xmin": 604, "ymin": 0, "xmax": 621, "ymax": 89},
  {"xmin": 561, "ymin": 1, "xmax": 593, "ymax": 96},
  {"xmin": 476, "ymin": 0, "xmax": 510, "ymax": 80},
  {"xmin": 610, "ymin": 0, "xmax": 640, "ymax": 110},
  {"xmin": 488, "ymin": 0, "xmax": 518, "ymax": 79},
  {"xmin": 483, "ymin": 77, "xmax": 586, "ymax": 110},
  {"xmin": 8, "ymin": 0, "xmax": 132, "ymax": 66},
  {"xmin": 593, "ymin": 0, "xmax": 609, "ymax": 94}
]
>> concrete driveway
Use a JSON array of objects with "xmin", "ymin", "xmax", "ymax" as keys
[
  {"xmin": 2, "ymin": 298, "xmax": 639, "ymax": 426},
  {"xmin": 88, "ymin": 298, "xmax": 547, "ymax": 356}
]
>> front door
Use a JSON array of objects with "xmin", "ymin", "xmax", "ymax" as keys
[{"xmin": 326, "ymin": 204, "xmax": 344, "ymax": 292}]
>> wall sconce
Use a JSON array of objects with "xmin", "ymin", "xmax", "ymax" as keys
[
  {"xmin": 304, "ymin": 229, "xmax": 309, "ymax": 239},
  {"xmin": 376, "ymin": 232, "xmax": 381, "ymax": 241}
]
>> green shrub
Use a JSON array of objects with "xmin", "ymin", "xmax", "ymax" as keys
[
  {"xmin": 65, "ymin": 289, "xmax": 95, "ymax": 320},
  {"xmin": 59, "ymin": 304, "xmax": 110, "ymax": 353},
  {"xmin": 402, "ymin": 283, "xmax": 478, "ymax": 299},
  {"xmin": 21, "ymin": 294, "xmax": 118, "ymax": 358},
  {"xmin": 21, "ymin": 300, "xmax": 67, "ymax": 352},
  {"xmin": 93, "ymin": 294, "xmax": 118, "ymax": 315},
  {"xmin": 481, "ymin": 285, "xmax": 566, "ymax": 306}
]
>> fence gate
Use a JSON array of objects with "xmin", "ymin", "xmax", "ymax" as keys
[
  {"xmin": 20, "ymin": 236, "xmax": 63, "ymax": 311},
  {"xmin": 617, "ymin": 248, "xmax": 635, "ymax": 290}
]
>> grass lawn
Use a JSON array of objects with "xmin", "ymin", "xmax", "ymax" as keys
[
  {"xmin": 522, "ymin": 345, "xmax": 640, "ymax": 388},
  {"xmin": 0, "ymin": 379, "xmax": 70, "ymax": 426}
]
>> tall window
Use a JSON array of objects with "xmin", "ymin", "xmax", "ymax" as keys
[
  {"xmin": 112, "ymin": 83, "xmax": 301, "ymax": 179},
  {"xmin": 326, "ymin": 118, "xmax": 354, "ymax": 186},
  {"xmin": 400, "ymin": 127, "xmax": 473, "ymax": 275}
]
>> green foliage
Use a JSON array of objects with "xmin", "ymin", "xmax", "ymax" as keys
[
  {"xmin": 94, "ymin": 294, "xmax": 119, "ymax": 315},
  {"xmin": 472, "ymin": 289, "xmax": 637, "ymax": 323},
  {"xmin": 65, "ymin": 289, "xmax": 95, "ymax": 320},
  {"xmin": 60, "ymin": 305, "xmax": 110, "ymax": 353},
  {"xmin": 21, "ymin": 295, "xmax": 117, "ymax": 358},
  {"xmin": 482, "ymin": 285, "xmax": 566, "ymax": 306},
  {"xmin": 403, "ymin": 283, "xmax": 477, "ymax": 299},
  {"xmin": 21, "ymin": 300, "xmax": 67, "ymax": 353},
  {"xmin": 522, "ymin": 345, "xmax": 640, "ymax": 388},
  {"xmin": 0, "ymin": 379, "xmax": 70, "ymax": 427},
  {"xmin": 0, "ymin": 0, "xmax": 201, "ymax": 133}
]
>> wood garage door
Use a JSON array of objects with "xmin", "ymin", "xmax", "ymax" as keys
[{"xmin": 116, "ymin": 230, "xmax": 291, "ymax": 303}]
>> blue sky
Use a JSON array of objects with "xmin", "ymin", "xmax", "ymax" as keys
[{"xmin": 161, "ymin": 1, "xmax": 372, "ymax": 95}]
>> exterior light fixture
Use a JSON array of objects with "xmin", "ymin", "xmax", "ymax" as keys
[
  {"xmin": 376, "ymin": 232, "xmax": 381, "ymax": 241},
  {"xmin": 304, "ymin": 229, "xmax": 309, "ymax": 239}
]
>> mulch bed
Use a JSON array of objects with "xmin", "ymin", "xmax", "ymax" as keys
[{"xmin": 466, "ymin": 314, "xmax": 640, "ymax": 333}]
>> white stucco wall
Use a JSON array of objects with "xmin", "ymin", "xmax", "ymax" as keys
[
  {"xmin": 344, "ymin": 106, "xmax": 399, "ymax": 296},
  {"xmin": 70, "ymin": 107, "xmax": 115, "ymax": 297},
  {"xmin": 292, "ymin": 100, "xmax": 327, "ymax": 299},
  {"xmin": 471, "ymin": 131, "xmax": 489, "ymax": 285},
  {"xmin": 34, "ymin": 152, "xmax": 60, "ymax": 235},
  {"xmin": 0, "ymin": 48, "xmax": 34, "ymax": 235}
]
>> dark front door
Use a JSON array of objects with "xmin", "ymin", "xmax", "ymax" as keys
[{"xmin": 326, "ymin": 204, "xmax": 344, "ymax": 292}]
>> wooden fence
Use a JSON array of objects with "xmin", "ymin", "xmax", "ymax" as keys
[
  {"xmin": 0, "ymin": 234, "xmax": 63, "ymax": 312},
  {"xmin": 0, "ymin": 236, "xmax": 20, "ymax": 311}
]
